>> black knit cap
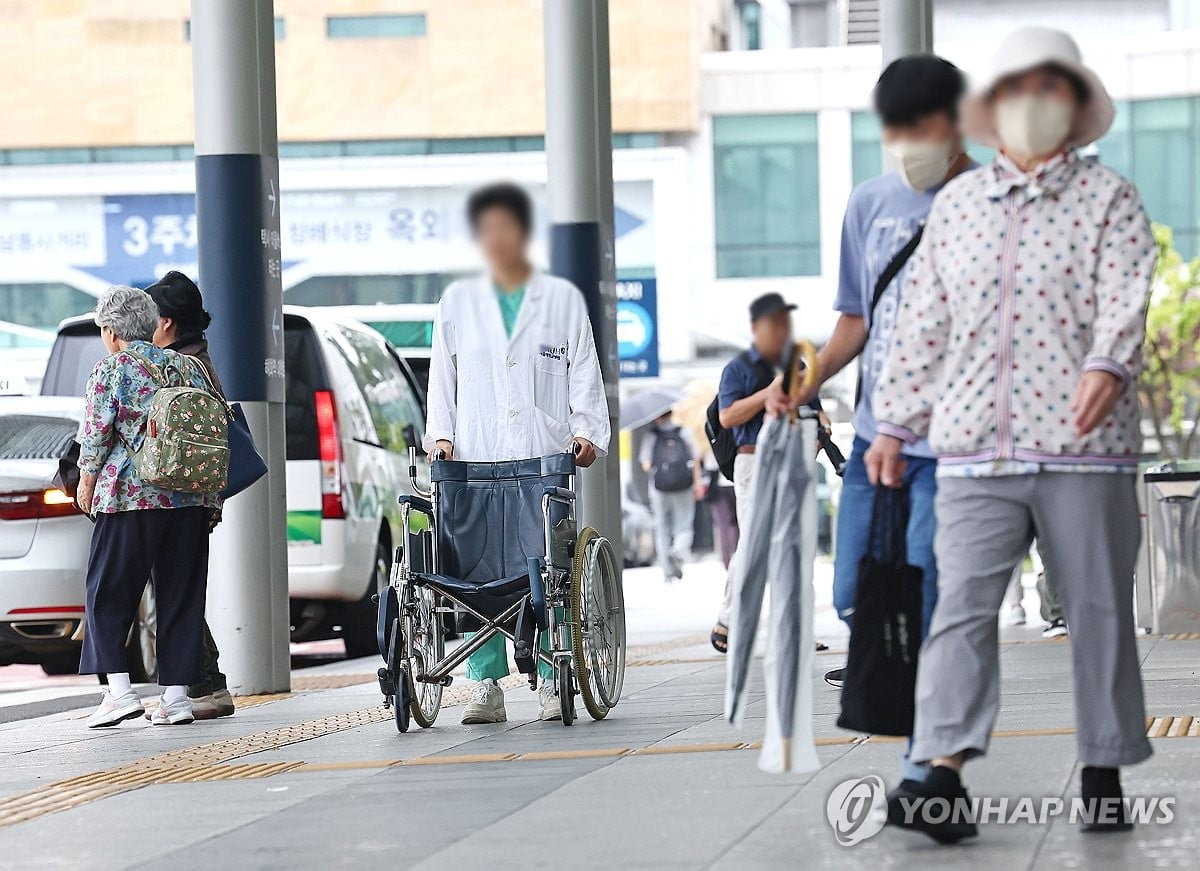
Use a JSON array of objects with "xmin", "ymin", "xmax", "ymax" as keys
[{"xmin": 145, "ymin": 271, "xmax": 211, "ymax": 337}]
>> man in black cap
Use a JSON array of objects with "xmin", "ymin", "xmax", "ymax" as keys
[{"xmin": 708, "ymin": 292, "xmax": 793, "ymax": 652}]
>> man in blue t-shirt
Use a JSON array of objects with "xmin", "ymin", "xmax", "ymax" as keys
[{"xmin": 773, "ymin": 55, "xmax": 974, "ymax": 721}]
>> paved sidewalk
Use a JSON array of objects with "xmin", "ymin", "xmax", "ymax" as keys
[{"xmin": 0, "ymin": 561, "xmax": 1198, "ymax": 869}]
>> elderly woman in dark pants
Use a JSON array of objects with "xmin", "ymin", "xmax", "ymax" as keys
[
  {"xmin": 146, "ymin": 271, "xmax": 235, "ymax": 720},
  {"xmin": 78, "ymin": 285, "xmax": 218, "ymax": 728}
]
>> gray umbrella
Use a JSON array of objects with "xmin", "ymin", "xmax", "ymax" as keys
[
  {"xmin": 725, "ymin": 346, "xmax": 821, "ymax": 774},
  {"xmin": 619, "ymin": 386, "xmax": 684, "ymax": 431}
]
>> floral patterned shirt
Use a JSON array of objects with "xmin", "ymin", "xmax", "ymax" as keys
[
  {"xmin": 78, "ymin": 341, "xmax": 220, "ymax": 514},
  {"xmin": 875, "ymin": 151, "xmax": 1156, "ymax": 472}
]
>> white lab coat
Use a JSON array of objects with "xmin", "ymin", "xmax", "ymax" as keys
[{"xmin": 423, "ymin": 270, "xmax": 611, "ymax": 462}]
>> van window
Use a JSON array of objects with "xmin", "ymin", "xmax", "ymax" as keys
[
  {"xmin": 284, "ymin": 320, "xmax": 329, "ymax": 461},
  {"xmin": 332, "ymin": 325, "xmax": 421, "ymax": 454},
  {"xmin": 41, "ymin": 328, "xmax": 106, "ymax": 397}
]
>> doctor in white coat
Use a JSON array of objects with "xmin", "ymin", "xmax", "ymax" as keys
[{"xmin": 424, "ymin": 183, "xmax": 610, "ymax": 724}]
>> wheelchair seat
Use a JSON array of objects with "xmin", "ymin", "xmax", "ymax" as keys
[{"xmin": 429, "ymin": 453, "xmax": 575, "ymax": 586}]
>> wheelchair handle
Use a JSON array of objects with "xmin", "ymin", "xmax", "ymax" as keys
[{"xmin": 408, "ymin": 446, "xmax": 432, "ymax": 499}]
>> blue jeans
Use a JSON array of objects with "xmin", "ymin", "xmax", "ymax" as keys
[{"xmin": 833, "ymin": 436, "xmax": 939, "ymax": 636}]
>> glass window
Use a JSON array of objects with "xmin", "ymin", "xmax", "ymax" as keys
[
  {"xmin": 278, "ymin": 141, "xmax": 345, "ymax": 158},
  {"xmin": 713, "ymin": 114, "xmax": 821, "ymax": 278},
  {"xmin": 5, "ymin": 148, "xmax": 91, "ymax": 165},
  {"xmin": 344, "ymin": 139, "xmax": 430, "ymax": 156},
  {"xmin": 429, "ymin": 137, "xmax": 510, "ymax": 154},
  {"xmin": 851, "ymin": 111, "xmax": 881, "ymax": 187},
  {"xmin": 333, "ymin": 325, "xmax": 420, "ymax": 453},
  {"xmin": 0, "ymin": 415, "xmax": 78, "ymax": 460},
  {"xmin": 326, "ymin": 14, "xmax": 427, "ymax": 39},
  {"xmin": 740, "ymin": 1, "xmax": 762, "ymax": 50},
  {"xmin": 0, "ymin": 283, "xmax": 96, "ymax": 332},
  {"xmin": 94, "ymin": 146, "xmax": 176, "ymax": 163},
  {"xmin": 1131, "ymin": 98, "xmax": 1195, "ymax": 257}
]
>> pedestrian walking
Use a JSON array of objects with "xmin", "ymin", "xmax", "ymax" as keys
[
  {"xmin": 424, "ymin": 183, "xmax": 609, "ymax": 725},
  {"xmin": 869, "ymin": 28, "xmax": 1155, "ymax": 841},
  {"xmin": 77, "ymin": 285, "xmax": 222, "ymax": 728},
  {"xmin": 640, "ymin": 412, "xmax": 703, "ymax": 580},
  {"xmin": 709, "ymin": 293, "xmax": 791, "ymax": 651},
  {"xmin": 145, "ymin": 271, "xmax": 235, "ymax": 720},
  {"xmin": 703, "ymin": 451, "xmax": 739, "ymax": 569}
]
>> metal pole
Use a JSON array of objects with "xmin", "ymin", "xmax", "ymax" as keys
[
  {"xmin": 879, "ymin": 0, "xmax": 933, "ymax": 64},
  {"xmin": 543, "ymin": 0, "xmax": 622, "ymax": 559},
  {"xmin": 190, "ymin": 0, "xmax": 289, "ymax": 693}
]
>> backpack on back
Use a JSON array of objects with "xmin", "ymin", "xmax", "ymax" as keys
[
  {"xmin": 650, "ymin": 426, "xmax": 694, "ymax": 492},
  {"xmin": 705, "ymin": 351, "xmax": 776, "ymax": 482},
  {"xmin": 126, "ymin": 349, "xmax": 230, "ymax": 495}
]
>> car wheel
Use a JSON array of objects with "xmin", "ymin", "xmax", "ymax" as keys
[
  {"xmin": 40, "ymin": 650, "xmax": 81, "ymax": 676},
  {"xmin": 342, "ymin": 539, "xmax": 391, "ymax": 659},
  {"xmin": 125, "ymin": 584, "xmax": 157, "ymax": 683}
]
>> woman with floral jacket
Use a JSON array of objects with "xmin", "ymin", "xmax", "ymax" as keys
[
  {"xmin": 77, "ymin": 285, "xmax": 218, "ymax": 730},
  {"xmin": 867, "ymin": 28, "xmax": 1155, "ymax": 842}
]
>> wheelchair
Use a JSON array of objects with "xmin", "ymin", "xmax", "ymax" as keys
[{"xmin": 375, "ymin": 447, "xmax": 626, "ymax": 731}]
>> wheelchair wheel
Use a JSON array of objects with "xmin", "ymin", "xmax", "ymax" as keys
[
  {"xmin": 388, "ymin": 618, "xmax": 410, "ymax": 733},
  {"xmin": 571, "ymin": 527, "xmax": 626, "ymax": 720},
  {"xmin": 557, "ymin": 660, "xmax": 575, "ymax": 726},
  {"xmin": 404, "ymin": 583, "xmax": 444, "ymax": 729}
]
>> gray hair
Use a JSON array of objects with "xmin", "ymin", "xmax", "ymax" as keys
[{"xmin": 94, "ymin": 285, "xmax": 159, "ymax": 342}]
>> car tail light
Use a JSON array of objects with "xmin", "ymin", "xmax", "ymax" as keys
[
  {"xmin": 0, "ymin": 489, "xmax": 81, "ymax": 521},
  {"xmin": 314, "ymin": 390, "xmax": 345, "ymax": 520}
]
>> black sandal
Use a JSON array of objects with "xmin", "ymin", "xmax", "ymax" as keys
[{"xmin": 711, "ymin": 623, "xmax": 729, "ymax": 654}]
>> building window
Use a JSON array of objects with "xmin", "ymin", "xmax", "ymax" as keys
[
  {"xmin": 739, "ymin": 1, "xmax": 762, "ymax": 50},
  {"xmin": 184, "ymin": 18, "xmax": 285, "ymax": 41},
  {"xmin": 851, "ymin": 111, "xmax": 881, "ymax": 187},
  {"xmin": 326, "ymin": 14, "xmax": 427, "ymax": 39},
  {"xmin": 713, "ymin": 114, "xmax": 820, "ymax": 278}
]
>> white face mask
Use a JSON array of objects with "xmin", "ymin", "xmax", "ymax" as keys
[
  {"xmin": 886, "ymin": 139, "xmax": 958, "ymax": 192},
  {"xmin": 994, "ymin": 94, "xmax": 1074, "ymax": 160}
]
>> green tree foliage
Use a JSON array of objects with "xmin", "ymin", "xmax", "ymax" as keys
[{"xmin": 1140, "ymin": 224, "xmax": 1200, "ymax": 458}]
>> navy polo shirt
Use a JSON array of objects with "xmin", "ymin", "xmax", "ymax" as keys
[{"xmin": 718, "ymin": 346, "xmax": 822, "ymax": 448}]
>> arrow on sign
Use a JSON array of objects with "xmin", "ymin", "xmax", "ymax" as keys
[{"xmin": 267, "ymin": 179, "xmax": 277, "ymax": 216}]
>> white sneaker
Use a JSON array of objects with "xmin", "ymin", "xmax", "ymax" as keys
[
  {"xmin": 151, "ymin": 696, "xmax": 195, "ymax": 725},
  {"xmin": 86, "ymin": 690, "xmax": 145, "ymax": 728},
  {"xmin": 461, "ymin": 679, "xmax": 506, "ymax": 724},
  {"xmin": 1005, "ymin": 604, "xmax": 1027, "ymax": 626},
  {"xmin": 1042, "ymin": 618, "xmax": 1069, "ymax": 639},
  {"xmin": 538, "ymin": 682, "xmax": 562, "ymax": 721}
]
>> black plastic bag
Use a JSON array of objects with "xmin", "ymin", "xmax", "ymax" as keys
[{"xmin": 837, "ymin": 485, "xmax": 923, "ymax": 737}]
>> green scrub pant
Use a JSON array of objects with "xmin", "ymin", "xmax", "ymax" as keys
[{"xmin": 465, "ymin": 632, "xmax": 553, "ymax": 682}]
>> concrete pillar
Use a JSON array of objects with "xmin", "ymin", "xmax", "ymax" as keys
[
  {"xmin": 880, "ymin": 0, "xmax": 933, "ymax": 64},
  {"xmin": 542, "ymin": 0, "xmax": 623, "ymax": 559},
  {"xmin": 190, "ymin": 0, "xmax": 290, "ymax": 693}
]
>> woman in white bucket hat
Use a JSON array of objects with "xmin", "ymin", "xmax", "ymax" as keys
[{"xmin": 866, "ymin": 27, "xmax": 1156, "ymax": 843}]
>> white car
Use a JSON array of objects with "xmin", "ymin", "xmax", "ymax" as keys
[
  {"xmin": 36, "ymin": 306, "xmax": 428, "ymax": 661},
  {"xmin": 0, "ymin": 398, "xmax": 97, "ymax": 675}
]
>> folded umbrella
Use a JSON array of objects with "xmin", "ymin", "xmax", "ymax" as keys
[{"xmin": 725, "ymin": 341, "xmax": 821, "ymax": 774}]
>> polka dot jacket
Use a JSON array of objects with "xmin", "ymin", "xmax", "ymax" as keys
[{"xmin": 874, "ymin": 151, "xmax": 1156, "ymax": 469}]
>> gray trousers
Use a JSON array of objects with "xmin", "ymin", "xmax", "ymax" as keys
[
  {"xmin": 911, "ymin": 472, "xmax": 1152, "ymax": 768},
  {"xmin": 648, "ymin": 487, "xmax": 694, "ymax": 571}
]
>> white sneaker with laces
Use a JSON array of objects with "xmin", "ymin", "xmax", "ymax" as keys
[
  {"xmin": 151, "ymin": 696, "xmax": 195, "ymax": 725},
  {"xmin": 538, "ymin": 682, "xmax": 562, "ymax": 721},
  {"xmin": 460, "ymin": 678, "xmax": 506, "ymax": 724},
  {"xmin": 1042, "ymin": 618, "xmax": 1069, "ymax": 639},
  {"xmin": 86, "ymin": 690, "xmax": 145, "ymax": 728}
]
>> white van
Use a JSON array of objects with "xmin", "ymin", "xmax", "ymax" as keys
[{"xmin": 38, "ymin": 305, "xmax": 427, "ymax": 659}]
